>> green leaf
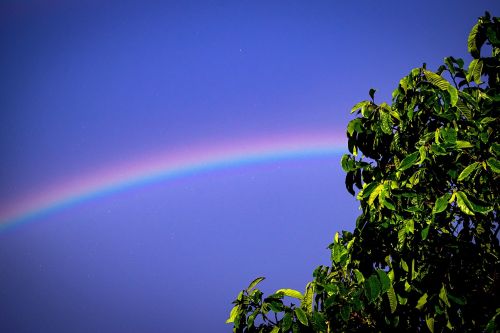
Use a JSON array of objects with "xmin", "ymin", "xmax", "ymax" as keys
[
  {"xmin": 439, "ymin": 285, "xmax": 451, "ymax": 307},
  {"xmin": 340, "ymin": 306, "xmax": 351, "ymax": 322},
  {"xmin": 376, "ymin": 269, "xmax": 391, "ymax": 292},
  {"xmin": 268, "ymin": 301, "xmax": 284, "ymax": 313},
  {"xmin": 347, "ymin": 118, "xmax": 363, "ymax": 136},
  {"xmin": 354, "ymin": 269, "xmax": 365, "ymax": 283},
  {"xmin": 226, "ymin": 305, "xmax": 240, "ymax": 323},
  {"xmin": 368, "ymin": 184, "xmax": 384, "ymax": 206},
  {"xmin": 302, "ymin": 282, "xmax": 314, "ymax": 314},
  {"xmin": 247, "ymin": 277, "xmax": 265, "ymax": 292},
  {"xmin": 456, "ymin": 98, "xmax": 472, "ymax": 120},
  {"xmin": 276, "ymin": 289, "xmax": 303, "ymax": 300},
  {"xmin": 490, "ymin": 142, "xmax": 500, "ymax": 157},
  {"xmin": 456, "ymin": 191, "xmax": 475, "ymax": 216},
  {"xmin": 423, "ymin": 69, "xmax": 451, "ymax": 90},
  {"xmin": 447, "ymin": 85, "xmax": 458, "ymax": 106},
  {"xmin": 466, "ymin": 59, "xmax": 483, "ymax": 84},
  {"xmin": 294, "ymin": 308, "xmax": 308, "ymax": 326},
  {"xmin": 399, "ymin": 151, "xmax": 420, "ymax": 171},
  {"xmin": 447, "ymin": 294, "xmax": 465, "ymax": 306},
  {"xmin": 430, "ymin": 143, "xmax": 447, "ymax": 155},
  {"xmin": 444, "ymin": 57, "xmax": 456, "ymax": 75},
  {"xmin": 247, "ymin": 310, "xmax": 257, "ymax": 328},
  {"xmin": 387, "ymin": 287, "xmax": 397, "ymax": 314},
  {"xmin": 481, "ymin": 117, "xmax": 497, "ymax": 125},
  {"xmin": 365, "ymin": 275, "xmax": 381, "ymax": 302},
  {"xmin": 282, "ymin": 312, "xmax": 292, "ymax": 331},
  {"xmin": 270, "ymin": 326, "xmax": 280, "ymax": 333},
  {"xmin": 416, "ymin": 293, "xmax": 428, "ymax": 310},
  {"xmin": 433, "ymin": 193, "xmax": 451, "ymax": 214},
  {"xmin": 426, "ymin": 316, "xmax": 435, "ymax": 333},
  {"xmin": 406, "ymin": 219, "xmax": 414, "ymax": 234},
  {"xmin": 469, "ymin": 200, "xmax": 493, "ymax": 215},
  {"xmin": 382, "ymin": 198, "xmax": 396, "ymax": 210},
  {"xmin": 380, "ymin": 111, "xmax": 393, "ymax": 134},
  {"xmin": 399, "ymin": 76, "xmax": 408, "ymax": 92},
  {"xmin": 456, "ymin": 140, "xmax": 473, "ymax": 148},
  {"xmin": 458, "ymin": 162, "xmax": 480, "ymax": 181},
  {"xmin": 358, "ymin": 182, "xmax": 379, "ymax": 200},
  {"xmin": 351, "ymin": 101, "xmax": 369, "ymax": 113},
  {"xmin": 440, "ymin": 127, "xmax": 457, "ymax": 144},
  {"xmin": 421, "ymin": 225, "xmax": 430, "ymax": 240},
  {"xmin": 341, "ymin": 154, "xmax": 355, "ymax": 172},
  {"xmin": 468, "ymin": 22, "xmax": 482, "ymax": 58},
  {"xmin": 487, "ymin": 158, "xmax": 500, "ymax": 173},
  {"xmin": 311, "ymin": 312, "xmax": 327, "ymax": 331}
]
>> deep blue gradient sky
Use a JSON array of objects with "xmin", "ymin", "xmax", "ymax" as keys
[{"xmin": 1, "ymin": 1, "xmax": 499, "ymax": 332}]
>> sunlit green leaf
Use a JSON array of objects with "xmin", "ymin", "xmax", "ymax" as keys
[
  {"xmin": 358, "ymin": 182, "xmax": 379, "ymax": 200},
  {"xmin": 368, "ymin": 184, "xmax": 384, "ymax": 206},
  {"xmin": 247, "ymin": 277, "xmax": 265, "ymax": 292},
  {"xmin": 294, "ymin": 308, "xmax": 308, "ymax": 326},
  {"xmin": 469, "ymin": 200, "xmax": 493, "ymax": 214},
  {"xmin": 276, "ymin": 289, "xmax": 303, "ymax": 300},
  {"xmin": 380, "ymin": 111, "xmax": 393, "ymax": 134},
  {"xmin": 424, "ymin": 69, "xmax": 451, "ymax": 90},
  {"xmin": 433, "ymin": 193, "xmax": 451, "ymax": 214},
  {"xmin": 354, "ymin": 269, "xmax": 365, "ymax": 283},
  {"xmin": 351, "ymin": 100, "xmax": 369, "ymax": 113},
  {"xmin": 456, "ymin": 140, "xmax": 474, "ymax": 148},
  {"xmin": 387, "ymin": 287, "xmax": 397, "ymax": 314},
  {"xmin": 382, "ymin": 197, "xmax": 396, "ymax": 210},
  {"xmin": 426, "ymin": 316, "xmax": 435, "ymax": 333},
  {"xmin": 447, "ymin": 85, "xmax": 458, "ymax": 106},
  {"xmin": 490, "ymin": 142, "xmax": 500, "ymax": 157},
  {"xmin": 458, "ymin": 162, "xmax": 480, "ymax": 181},
  {"xmin": 226, "ymin": 305, "xmax": 240, "ymax": 323},
  {"xmin": 456, "ymin": 191, "xmax": 475, "ymax": 216},
  {"xmin": 421, "ymin": 225, "xmax": 430, "ymax": 240},
  {"xmin": 347, "ymin": 118, "xmax": 363, "ymax": 136},
  {"xmin": 487, "ymin": 158, "xmax": 500, "ymax": 173},
  {"xmin": 456, "ymin": 98, "xmax": 472, "ymax": 120},
  {"xmin": 247, "ymin": 310, "xmax": 257, "ymax": 328},
  {"xmin": 302, "ymin": 282, "xmax": 314, "ymax": 314},
  {"xmin": 468, "ymin": 22, "xmax": 481, "ymax": 57},
  {"xmin": 466, "ymin": 59, "xmax": 483, "ymax": 84},
  {"xmin": 439, "ymin": 285, "xmax": 451, "ymax": 307},
  {"xmin": 399, "ymin": 151, "xmax": 420, "ymax": 171},
  {"xmin": 416, "ymin": 293, "xmax": 428, "ymax": 310}
]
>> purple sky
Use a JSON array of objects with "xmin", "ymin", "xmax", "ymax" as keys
[{"xmin": 1, "ymin": 1, "xmax": 499, "ymax": 332}]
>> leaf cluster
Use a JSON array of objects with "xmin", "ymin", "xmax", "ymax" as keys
[{"xmin": 228, "ymin": 13, "xmax": 500, "ymax": 332}]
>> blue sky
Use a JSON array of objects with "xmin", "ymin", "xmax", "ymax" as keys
[{"xmin": 1, "ymin": 1, "xmax": 499, "ymax": 332}]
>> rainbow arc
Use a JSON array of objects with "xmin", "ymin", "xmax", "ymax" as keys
[{"xmin": 0, "ymin": 133, "xmax": 347, "ymax": 231}]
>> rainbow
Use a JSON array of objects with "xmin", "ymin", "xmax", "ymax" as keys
[{"xmin": 0, "ymin": 132, "xmax": 347, "ymax": 232}]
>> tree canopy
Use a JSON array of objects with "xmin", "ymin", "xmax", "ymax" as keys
[{"xmin": 227, "ymin": 13, "xmax": 499, "ymax": 332}]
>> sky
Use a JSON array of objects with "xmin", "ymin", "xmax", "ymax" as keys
[{"xmin": 1, "ymin": 1, "xmax": 499, "ymax": 332}]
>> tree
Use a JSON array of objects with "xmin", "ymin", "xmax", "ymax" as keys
[{"xmin": 227, "ymin": 13, "xmax": 500, "ymax": 333}]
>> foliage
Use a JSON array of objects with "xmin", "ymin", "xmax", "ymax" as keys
[{"xmin": 227, "ymin": 13, "xmax": 500, "ymax": 332}]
